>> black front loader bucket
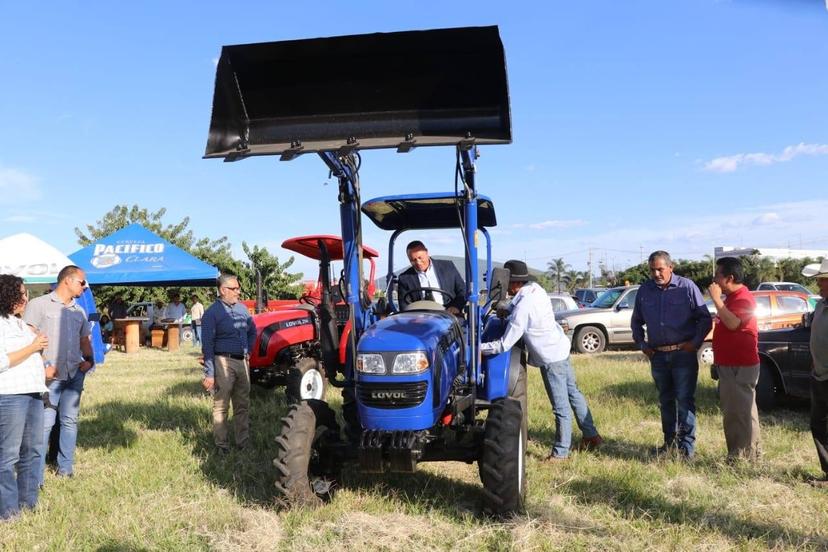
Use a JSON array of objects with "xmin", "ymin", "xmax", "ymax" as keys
[{"xmin": 204, "ymin": 26, "xmax": 511, "ymax": 160}]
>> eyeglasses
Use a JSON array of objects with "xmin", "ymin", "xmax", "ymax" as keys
[
  {"xmin": 222, "ymin": 286, "xmax": 241, "ymax": 292},
  {"xmin": 73, "ymin": 278, "xmax": 87, "ymax": 286}
]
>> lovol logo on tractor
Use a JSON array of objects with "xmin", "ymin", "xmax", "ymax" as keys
[{"xmin": 370, "ymin": 390, "xmax": 407, "ymax": 400}]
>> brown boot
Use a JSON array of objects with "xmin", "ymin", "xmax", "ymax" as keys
[{"xmin": 580, "ymin": 434, "xmax": 603, "ymax": 451}]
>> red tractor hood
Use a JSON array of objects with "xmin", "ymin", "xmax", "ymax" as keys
[{"xmin": 250, "ymin": 307, "xmax": 316, "ymax": 368}]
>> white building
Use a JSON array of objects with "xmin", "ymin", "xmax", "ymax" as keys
[{"xmin": 714, "ymin": 246, "xmax": 828, "ymax": 261}]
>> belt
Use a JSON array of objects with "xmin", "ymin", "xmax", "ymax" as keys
[
  {"xmin": 216, "ymin": 352, "xmax": 246, "ymax": 360},
  {"xmin": 654, "ymin": 344, "xmax": 682, "ymax": 352}
]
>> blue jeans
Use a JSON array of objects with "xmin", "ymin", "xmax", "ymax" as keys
[
  {"xmin": 650, "ymin": 350, "xmax": 699, "ymax": 456},
  {"xmin": 0, "ymin": 393, "xmax": 44, "ymax": 519},
  {"xmin": 540, "ymin": 357, "xmax": 599, "ymax": 458},
  {"xmin": 192, "ymin": 322, "xmax": 201, "ymax": 345},
  {"xmin": 40, "ymin": 370, "xmax": 86, "ymax": 482}
]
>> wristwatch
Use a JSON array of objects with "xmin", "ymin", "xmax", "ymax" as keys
[{"xmin": 82, "ymin": 354, "xmax": 95, "ymax": 366}]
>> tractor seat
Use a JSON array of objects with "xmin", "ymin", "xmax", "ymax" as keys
[{"xmin": 403, "ymin": 299, "xmax": 445, "ymax": 312}]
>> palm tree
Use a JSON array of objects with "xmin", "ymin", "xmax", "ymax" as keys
[
  {"xmin": 546, "ymin": 258, "xmax": 571, "ymax": 293},
  {"xmin": 563, "ymin": 269, "xmax": 587, "ymax": 293}
]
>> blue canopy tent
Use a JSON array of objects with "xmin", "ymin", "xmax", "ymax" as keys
[{"xmin": 69, "ymin": 224, "xmax": 220, "ymax": 287}]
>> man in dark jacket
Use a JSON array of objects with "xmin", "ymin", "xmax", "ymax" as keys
[
  {"xmin": 397, "ymin": 241, "xmax": 466, "ymax": 314},
  {"xmin": 201, "ymin": 274, "xmax": 256, "ymax": 453}
]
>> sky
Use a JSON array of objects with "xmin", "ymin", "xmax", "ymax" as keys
[{"xmin": 1, "ymin": 0, "xmax": 827, "ymax": 280}]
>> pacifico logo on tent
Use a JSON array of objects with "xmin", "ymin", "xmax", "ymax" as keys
[{"xmin": 91, "ymin": 242, "xmax": 165, "ymax": 269}]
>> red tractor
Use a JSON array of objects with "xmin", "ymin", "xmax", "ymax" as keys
[{"xmin": 247, "ymin": 235, "xmax": 379, "ymax": 402}]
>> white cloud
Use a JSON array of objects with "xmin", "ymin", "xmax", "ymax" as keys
[
  {"xmin": 4, "ymin": 214, "xmax": 36, "ymax": 223},
  {"xmin": 514, "ymin": 219, "xmax": 586, "ymax": 230},
  {"xmin": 1, "ymin": 209, "xmax": 71, "ymax": 226},
  {"xmin": 753, "ymin": 212, "xmax": 780, "ymax": 225},
  {"xmin": 490, "ymin": 199, "xmax": 828, "ymax": 272},
  {"xmin": 0, "ymin": 165, "xmax": 41, "ymax": 204},
  {"xmin": 703, "ymin": 142, "xmax": 828, "ymax": 173}
]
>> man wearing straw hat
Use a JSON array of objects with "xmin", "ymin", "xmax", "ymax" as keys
[{"xmin": 803, "ymin": 259, "xmax": 828, "ymax": 487}]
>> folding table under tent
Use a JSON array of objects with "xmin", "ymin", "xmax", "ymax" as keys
[
  {"xmin": 0, "ymin": 232, "xmax": 106, "ymax": 363},
  {"xmin": 68, "ymin": 224, "xmax": 220, "ymax": 287},
  {"xmin": 69, "ymin": 224, "xmax": 220, "ymax": 354}
]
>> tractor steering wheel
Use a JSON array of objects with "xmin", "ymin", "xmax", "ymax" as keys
[{"xmin": 401, "ymin": 286, "xmax": 454, "ymax": 306}]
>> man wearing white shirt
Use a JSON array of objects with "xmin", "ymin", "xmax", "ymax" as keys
[
  {"xmin": 397, "ymin": 241, "xmax": 466, "ymax": 315},
  {"xmin": 481, "ymin": 260, "xmax": 602, "ymax": 460},
  {"xmin": 163, "ymin": 292, "xmax": 186, "ymax": 344}
]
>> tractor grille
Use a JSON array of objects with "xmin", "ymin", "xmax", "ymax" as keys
[{"xmin": 357, "ymin": 381, "xmax": 428, "ymax": 409}]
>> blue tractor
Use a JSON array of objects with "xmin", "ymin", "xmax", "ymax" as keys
[{"xmin": 204, "ymin": 26, "xmax": 527, "ymax": 515}]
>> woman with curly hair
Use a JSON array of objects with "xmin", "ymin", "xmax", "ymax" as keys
[{"xmin": 0, "ymin": 274, "xmax": 49, "ymax": 520}]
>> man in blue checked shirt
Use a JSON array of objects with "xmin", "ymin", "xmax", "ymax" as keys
[
  {"xmin": 631, "ymin": 251, "xmax": 712, "ymax": 460},
  {"xmin": 201, "ymin": 274, "xmax": 257, "ymax": 453}
]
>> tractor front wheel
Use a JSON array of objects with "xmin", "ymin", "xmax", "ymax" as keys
[
  {"xmin": 479, "ymin": 398, "xmax": 526, "ymax": 517},
  {"xmin": 286, "ymin": 358, "xmax": 327, "ymax": 403},
  {"xmin": 273, "ymin": 399, "xmax": 341, "ymax": 506}
]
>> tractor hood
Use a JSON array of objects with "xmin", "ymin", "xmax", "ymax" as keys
[
  {"xmin": 358, "ymin": 311, "xmax": 460, "ymax": 353},
  {"xmin": 204, "ymin": 26, "xmax": 511, "ymax": 160}
]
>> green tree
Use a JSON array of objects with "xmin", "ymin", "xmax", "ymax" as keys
[
  {"xmin": 614, "ymin": 262, "xmax": 649, "ymax": 287},
  {"xmin": 239, "ymin": 242, "xmax": 304, "ymax": 301},
  {"xmin": 546, "ymin": 257, "xmax": 571, "ymax": 293},
  {"xmin": 673, "ymin": 259, "xmax": 714, "ymax": 292},
  {"xmin": 740, "ymin": 255, "xmax": 779, "ymax": 290}
]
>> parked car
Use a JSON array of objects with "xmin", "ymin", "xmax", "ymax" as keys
[
  {"xmin": 573, "ymin": 287, "xmax": 607, "ymax": 308},
  {"xmin": 697, "ymin": 290, "xmax": 814, "ymax": 366},
  {"xmin": 757, "ymin": 281, "xmax": 820, "ymax": 308},
  {"xmin": 556, "ymin": 286, "xmax": 639, "ymax": 353},
  {"xmin": 756, "ymin": 281, "xmax": 813, "ymax": 294},
  {"xmin": 548, "ymin": 292, "xmax": 579, "ymax": 313}
]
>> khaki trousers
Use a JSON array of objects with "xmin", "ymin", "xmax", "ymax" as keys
[
  {"xmin": 718, "ymin": 364, "xmax": 761, "ymax": 459},
  {"xmin": 212, "ymin": 355, "xmax": 250, "ymax": 448}
]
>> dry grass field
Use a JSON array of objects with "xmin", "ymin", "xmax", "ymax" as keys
[{"xmin": 1, "ymin": 347, "xmax": 827, "ymax": 551}]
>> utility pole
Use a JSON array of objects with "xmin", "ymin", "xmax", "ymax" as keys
[{"xmin": 587, "ymin": 248, "xmax": 593, "ymax": 288}]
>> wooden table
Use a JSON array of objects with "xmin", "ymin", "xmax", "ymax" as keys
[{"xmin": 113, "ymin": 318, "xmax": 146, "ymax": 354}]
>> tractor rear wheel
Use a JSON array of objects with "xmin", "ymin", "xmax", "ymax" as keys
[
  {"xmin": 273, "ymin": 399, "xmax": 341, "ymax": 506},
  {"xmin": 479, "ymin": 398, "xmax": 526, "ymax": 517},
  {"xmin": 286, "ymin": 358, "xmax": 327, "ymax": 403},
  {"xmin": 508, "ymin": 352, "xmax": 529, "ymax": 452}
]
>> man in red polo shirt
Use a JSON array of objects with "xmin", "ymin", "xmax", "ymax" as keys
[{"xmin": 709, "ymin": 257, "xmax": 761, "ymax": 461}]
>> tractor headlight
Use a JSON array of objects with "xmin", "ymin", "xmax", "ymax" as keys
[
  {"xmin": 392, "ymin": 352, "xmax": 429, "ymax": 374},
  {"xmin": 356, "ymin": 353, "xmax": 386, "ymax": 374}
]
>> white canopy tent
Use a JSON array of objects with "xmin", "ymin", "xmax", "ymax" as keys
[{"xmin": 0, "ymin": 232, "xmax": 74, "ymax": 286}]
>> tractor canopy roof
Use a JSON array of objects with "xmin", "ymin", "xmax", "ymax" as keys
[
  {"xmin": 204, "ymin": 26, "xmax": 511, "ymax": 160},
  {"xmin": 361, "ymin": 192, "xmax": 496, "ymax": 231},
  {"xmin": 282, "ymin": 235, "xmax": 379, "ymax": 260}
]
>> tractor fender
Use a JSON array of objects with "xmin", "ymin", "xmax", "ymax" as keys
[
  {"xmin": 479, "ymin": 317, "xmax": 513, "ymax": 401},
  {"xmin": 338, "ymin": 319, "xmax": 352, "ymax": 366}
]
